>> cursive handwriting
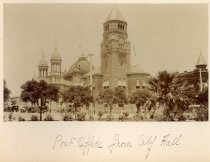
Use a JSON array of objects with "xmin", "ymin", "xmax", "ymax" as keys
[
  {"xmin": 138, "ymin": 134, "xmax": 157, "ymax": 159},
  {"xmin": 108, "ymin": 134, "xmax": 132, "ymax": 153},
  {"xmin": 161, "ymin": 134, "xmax": 182, "ymax": 147},
  {"xmin": 52, "ymin": 133, "xmax": 182, "ymax": 159},
  {"xmin": 77, "ymin": 135, "xmax": 103, "ymax": 156},
  {"xmin": 53, "ymin": 135, "xmax": 76, "ymax": 149}
]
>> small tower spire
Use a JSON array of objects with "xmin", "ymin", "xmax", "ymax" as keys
[{"xmin": 195, "ymin": 49, "xmax": 207, "ymax": 70}]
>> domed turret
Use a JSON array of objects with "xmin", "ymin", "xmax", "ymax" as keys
[
  {"xmin": 38, "ymin": 53, "xmax": 48, "ymax": 78},
  {"xmin": 50, "ymin": 45, "xmax": 62, "ymax": 74},
  {"xmin": 51, "ymin": 46, "xmax": 62, "ymax": 61},
  {"xmin": 38, "ymin": 54, "xmax": 48, "ymax": 67}
]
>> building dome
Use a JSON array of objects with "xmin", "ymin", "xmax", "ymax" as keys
[
  {"xmin": 38, "ymin": 55, "xmax": 48, "ymax": 67},
  {"xmin": 68, "ymin": 56, "xmax": 91, "ymax": 75},
  {"xmin": 51, "ymin": 47, "xmax": 61, "ymax": 60}
]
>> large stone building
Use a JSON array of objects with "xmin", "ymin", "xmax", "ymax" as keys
[{"xmin": 36, "ymin": 5, "xmax": 151, "ymax": 97}]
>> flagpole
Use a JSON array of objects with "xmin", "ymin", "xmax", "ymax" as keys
[{"xmin": 199, "ymin": 68, "xmax": 203, "ymax": 92}]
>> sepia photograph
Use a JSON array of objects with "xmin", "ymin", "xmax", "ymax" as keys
[{"xmin": 3, "ymin": 3, "xmax": 208, "ymax": 122}]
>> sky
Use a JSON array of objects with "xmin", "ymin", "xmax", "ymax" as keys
[{"xmin": 3, "ymin": 3, "xmax": 208, "ymax": 97}]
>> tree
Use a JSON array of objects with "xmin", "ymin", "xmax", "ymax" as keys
[
  {"xmin": 195, "ymin": 85, "xmax": 208, "ymax": 121},
  {"xmin": 20, "ymin": 79, "xmax": 59, "ymax": 120},
  {"xmin": 98, "ymin": 89, "xmax": 116, "ymax": 114},
  {"xmin": 130, "ymin": 89, "xmax": 153, "ymax": 113},
  {"xmin": 3, "ymin": 80, "xmax": 11, "ymax": 102},
  {"xmin": 148, "ymin": 70, "xmax": 196, "ymax": 120},
  {"xmin": 62, "ymin": 86, "xmax": 93, "ymax": 112},
  {"xmin": 114, "ymin": 87, "xmax": 128, "ymax": 107},
  {"xmin": 196, "ymin": 86, "xmax": 208, "ymax": 106}
]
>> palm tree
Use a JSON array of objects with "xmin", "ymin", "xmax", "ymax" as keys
[{"xmin": 148, "ymin": 70, "xmax": 195, "ymax": 121}]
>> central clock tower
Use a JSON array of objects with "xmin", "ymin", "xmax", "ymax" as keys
[{"xmin": 101, "ymin": 5, "xmax": 131, "ymax": 89}]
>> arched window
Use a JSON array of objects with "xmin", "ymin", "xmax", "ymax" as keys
[
  {"xmin": 142, "ymin": 80, "xmax": 146, "ymax": 88},
  {"xmin": 122, "ymin": 80, "xmax": 126, "ymax": 89},
  {"xmin": 136, "ymin": 80, "xmax": 140, "ymax": 89},
  {"xmin": 118, "ymin": 80, "xmax": 122, "ymax": 87},
  {"xmin": 102, "ymin": 80, "xmax": 110, "ymax": 89}
]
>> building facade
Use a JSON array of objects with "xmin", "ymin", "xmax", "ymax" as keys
[{"xmin": 36, "ymin": 5, "xmax": 151, "ymax": 97}]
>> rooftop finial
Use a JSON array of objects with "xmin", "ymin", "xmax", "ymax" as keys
[
  {"xmin": 55, "ymin": 42, "xmax": 57, "ymax": 49},
  {"xmin": 42, "ymin": 49, "xmax": 45, "ymax": 57},
  {"xmin": 79, "ymin": 44, "xmax": 84, "ymax": 57}
]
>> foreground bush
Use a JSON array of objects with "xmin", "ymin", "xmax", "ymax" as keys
[
  {"xmin": 31, "ymin": 115, "xmax": 39, "ymax": 121},
  {"xmin": 133, "ymin": 113, "xmax": 143, "ymax": 121},
  {"xmin": 97, "ymin": 111, "xmax": 104, "ymax": 120},
  {"xmin": 18, "ymin": 116, "xmax": 25, "ymax": 121},
  {"xmin": 106, "ymin": 114, "xmax": 114, "ymax": 121},
  {"xmin": 8, "ymin": 112, "xmax": 13, "ymax": 121},
  {"xmin": 76, "ymin": 113, "xmax": 86, "ymax": 121},
  {"xmin": 118, "ymin": 112, "xmax": 130, "ymax": 121},
  {"xmin": 195, "ymin": 105, "xmax": 208, "ymax": 121},
  {"xmin": 89, "ymin": 115, "xmax": 94, "ymax": 121},
  {"xmin": 63, "ymin": 114, "xmax": 73, "ymax": 121},
  {"xmin": 44, "ymin": 114, "xmax": 54, "ymax": 121}
]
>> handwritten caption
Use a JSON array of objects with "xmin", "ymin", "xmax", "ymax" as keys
[{"xmin": 52, "ymin": 133, "xmax": 182, "ymax": 159}]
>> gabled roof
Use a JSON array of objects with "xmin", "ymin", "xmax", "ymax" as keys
[
  {"xmin": 105, "ymin": 4, "xmax": 124, "ymax": 22},
  {"xmin": 196, "ymin": 51, "xmax": 206, "ymax": 65}
]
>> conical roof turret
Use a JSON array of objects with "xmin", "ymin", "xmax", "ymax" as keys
[{"xmin": 105, "ymin": 4, "xmax": 125, "ymax": 22}]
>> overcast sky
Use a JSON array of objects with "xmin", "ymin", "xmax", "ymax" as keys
[{"xmin": 3, "ymin": 3, "xmax": 208, "ymax": 96}]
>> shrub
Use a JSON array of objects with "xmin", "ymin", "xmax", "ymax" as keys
[
  {"xmin": 150, "ymin": 114, "xmax": 154, "ymax": 119},
  {"xmin": 97, "ymin": 111, "xmax": 104, "ymax": 120},
  {"xmin": 177, "ymin": 114, "xmax": 186, "ymax": 121},
  {"xmin": 44, "ymin": 114, "xmax": 54, "ymax": 121},
  {"xmin": 89, "ymin": 115, "xmax": 94, "ymax": 121},
  {"xmin": 31, "ymin": 115, "xmax": 39, "ymax": 121},
  {"xmin": 76, "ymin": 112, "xmax": 86, "ymax": 121},
  {"xmin": 8, "ymin": 112, "xmax": 13, "ymax": 121},
  {"xmin": 123, "ymin": 112, "xmax": 129, "ymax": 118},
  {"xmin": 119, "ymin": 115, "xmax": 124, "ymax": 121},
  {"xmin": 133, "ymin": 113, "xmax": 143, "ymax": 121},
  {"xmin": 63, "ymin": 114, "xmax": 73, "ymax": 121},
  {"xmin": 18, "ymin": 116, "xmax": 25, "ymax": 121},
  {"xmin": 195, "ymin": 105, "xmax": 208, "ymax": 121},
  {"xmin": 106, "ymin": 114, "xmax": 114, "ymax": 121}
]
